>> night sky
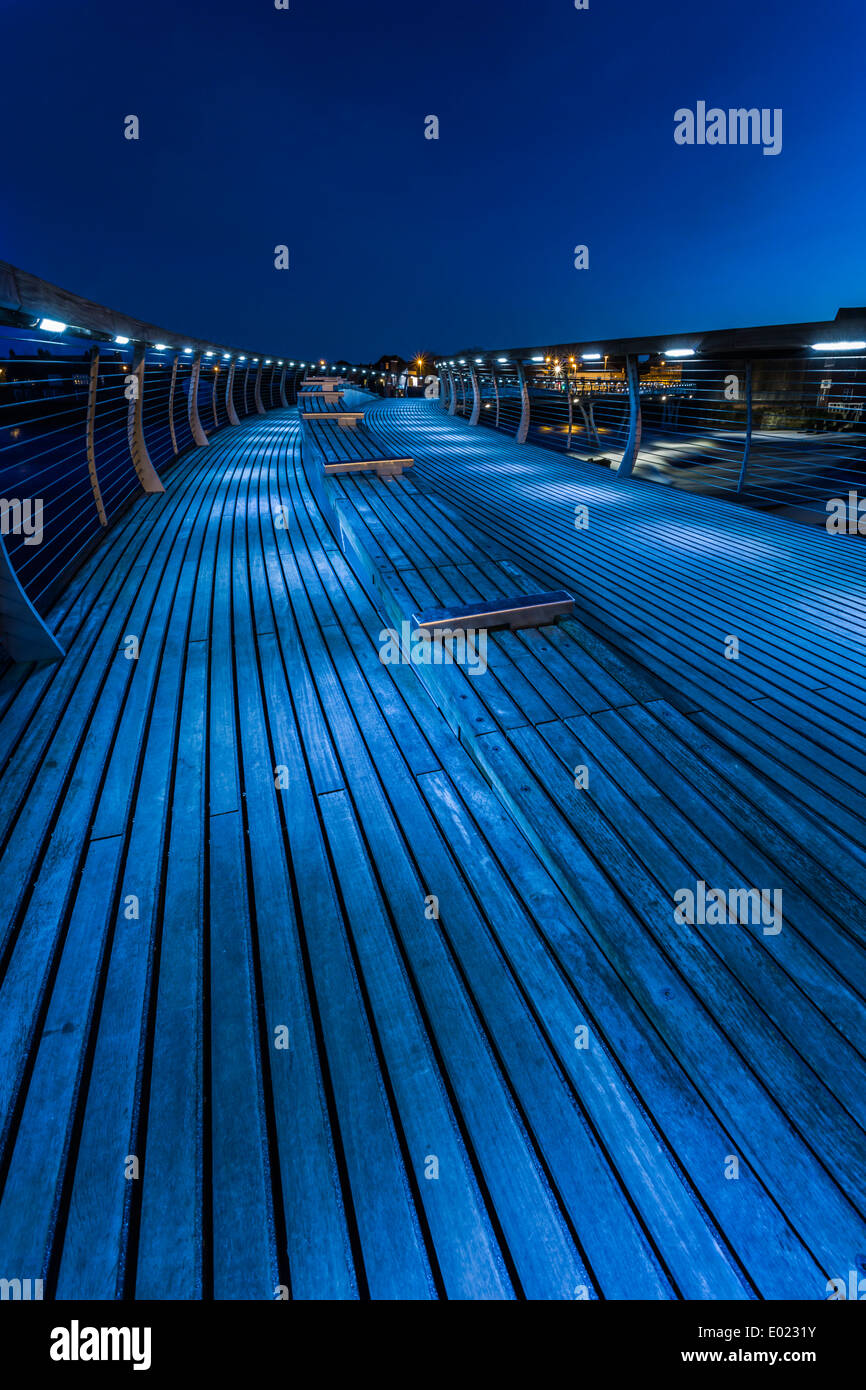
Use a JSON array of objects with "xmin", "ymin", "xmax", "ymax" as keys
[{"xmin": 3, "ymin": 0, "xmax": 864, "ymax": 361}]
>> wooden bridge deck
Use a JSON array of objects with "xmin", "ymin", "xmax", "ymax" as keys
[{"xmin": 0, "ymin": 401, "xmax": 863, "ymax": 1300}]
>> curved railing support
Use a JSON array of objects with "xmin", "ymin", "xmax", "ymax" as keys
[
  {"xmin": 447, "ymin": 370, "xmax": 457, "ymax": 416},
  {"xmin": 255, "ymin": 362, "xmax": 265, "ymax": 414},
  {"xmin": 168, "ymin": 354, "xmax": 180, "ymax": 455},
  {"xmin": 469, "ymin": 362, "xmax": 481, "ymax": 426},
  {"xmin": 188, "ymin": 352, "xmax": 209, "ymax": 448},
  {"xmin": 616, "ymin": 355, "xmax": 642, "ymax": 477},
  {"xmin": 130, "ymin": 346, "xmax": 165, "ymax": 490},
  {"xmin": 226, "ymin": 361, "xmax": 240, "ymax": 426},
  {"xmin": 279, "ymin": 366, "xmax": 288, "ymax": 409},
  {"xmin": 0, "ymin": 536, "xmax": 65, "ymax": 662},
  {"xmin": 86, "ymin": 349, "xmax": 109, "ymax": 526},
  {"xmin": 576, "ymin": 399, "xmax": 600, "ymax": 450},
  {"xmin": 516, "ymin": 362, "xmax": 529, "ymax": 443}
]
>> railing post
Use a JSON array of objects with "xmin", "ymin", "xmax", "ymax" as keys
[
  {"xmin": 469, "ymin": 362, "xmax": 481, "ymax": 425},
  {"xmin": 493, "ymin": 365, "xmax": 500, "ymax": 428},
  {"xmin": 168, "ymin": 353, "xmax": 179, "ymax": 455},
  {"xmin": 86, "ymin": 349, "xmax": 108, "ymax": 526},
  {"xmin": 255, "ymin": 361, "xmax": 265, "ymax": 414},
  {"xmin": 0, "ymin": 538, "xmax": 65, "ymax": 662},
  {"xmin": 128, "ymin": 345, "xmax": 165, "ymax": 491},
  {"xmin": 279, "ymin": 366, "xmax": 288, "ymax": 409},
  {"xmin": 516, "ymin": 361, "xmax": 529, "ymax": 443},
  {"xmin": 736, "ymin": 361, "xmax": 753, "ymax": 494},
  {"xmin": 616, "ymin": 355, "xmax": 642, "ymax": 478},
  {"xmin": 566, "ymin": 385, "xmax": 573, "ymax": 449},
  {"xmin": 577, "ymin": 399, "xmax": 600, "ymax": 449},
  {"xmin": 211, "ymin": 362, "xmax": 220, "ymax": 431},
  {"xmin": 226, "ymin": 361, "xmax": 239, "ymax": 426},
  {"xmin": 447, "ymin": 370, "xmax": 457, "ymax": 416},
  {"xmin": 188, "ymin": 352, "xmax": 209, "ymax": 447}
]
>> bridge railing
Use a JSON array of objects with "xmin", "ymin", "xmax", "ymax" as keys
[
  {"xmin": 437, "ymin": 322, "xmax": 866, "ymax": 526},
  {"xmin": 0, "ymin": 261, "xmax": 307, "ymax": 663}
]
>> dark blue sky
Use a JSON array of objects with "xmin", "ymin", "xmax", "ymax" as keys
[{"xmin": 3, "ymin": 0, "xmax": 864, "ymax": 360}]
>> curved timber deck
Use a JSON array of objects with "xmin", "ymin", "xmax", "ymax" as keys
[{"xmin": 0, "ymin": 402, "xmax": 864, "ymax": 1300}]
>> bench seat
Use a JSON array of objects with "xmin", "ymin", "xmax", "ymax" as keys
[
  {"xmin": 307, "ymin": 419, "xmax": 413, "ymax": 477},
  {"xmin": 412, "ymin": 590, "xmax": 574, "ymax": 633},
  {"xmin": 301, "ymin": 395, "xmax": 364, "ymax": 423}
]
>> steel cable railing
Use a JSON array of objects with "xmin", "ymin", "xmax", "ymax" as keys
[
  {"xmin": 142, "ymin": 348, "xmax": 177, "ymax": 470},
  {"xmin": 0, "ymin": 326, "xmax": 97, "ymax": 612},
  {"xmin": 437, "ymin": 325, "xmax": 866, "ymax": 524},
  {"xmin": 171, "ymin": 353, "xmax": 197, "ymax": 454},
  {"xmin": 0, "ymin": 259, "xmax": 307, "ymax": 661}
]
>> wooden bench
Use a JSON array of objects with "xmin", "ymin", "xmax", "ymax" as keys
[
  {"xmin": 306, "ymin": 419, "xmax": 413, "ymax": 477},
  {"xmin": 413, "ymin": 590, "xmax": 574, "ymax": 633},
  {"xmin": 300, "ymin": 395, "xmax": 364, "ymax": 426},
  {"xmin": 299, "ymin": 389, "xmax": 344, "ymax": 407}
]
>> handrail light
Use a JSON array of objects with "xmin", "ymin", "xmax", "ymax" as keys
[
  {"xmin": 39, "ymin": 318, "xmax": 67, "ymax": 333},
  {"xmin": 665, "ymin": 348, "xmax": 696, "ymax": 358},
  {"xmin": 810, "ymin": 340, "xmax": 866, "ymax": 351}
]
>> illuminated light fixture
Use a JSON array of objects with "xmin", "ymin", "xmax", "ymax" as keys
[
  {"xmin": 154, "ymin": 344, "xmax": 170, "ymax": 352},
  {"xmin": 39, "ymin": 318, "xmax": 67, "ymax": 333},
  {"xmin": 223, "ymin": 353, "xmax": 231, "ymax": 359},
  {"xmin": 183, "ymin": 347, "xmax": 193, "ymax": 353},
  {"xmin": 205, "ymin": 351, "xmax": 214, "ymax": 357},
  {"xmin": 497, "ymin": 357, "xmax": 508, "ymax": 363},
  {"xmin": 265, "ymin": 359, "xmax": 272, "ymax": 364},
  {"xmin": 810, "ymin": 340, "xmax": 866, "ymax": 351},
  {"xmin": 239, "ymin": 356, "xmax": 247, "ymax": 362},
  {"xmin": 581, "ymin": 352, "xmax": 602, "ymax": 360},
  {"xmin": 665, "ymin": 348, "xmax": 696, "ymax": 358},
  {"xmin": 114, "ymin": 335, "xmax": 130, "ymax": 345},
  {"xmin": 531, "ymin": 356, "xmax": 545, "ymax": 362}
]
